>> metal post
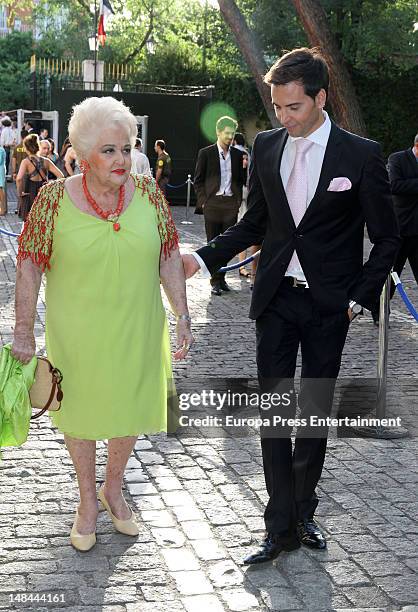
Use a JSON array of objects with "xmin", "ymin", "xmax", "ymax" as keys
[
  {"xmin": 376, "ymin": 275, "xmax": 390, "ymax": 421},
  {"xmin": 349, "ymin": 273, "xmax": 407, "ymax": 439},
  {"xmin": 181, "ymin": 174, "xmax": 193, "ymax": 225}
]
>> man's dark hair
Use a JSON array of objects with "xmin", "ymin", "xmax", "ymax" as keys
[
  {"xmin": 20, "ymin": 129, "xmax": 28, "ymax": 139},
  {"xmin": 216, "ymin": 116, "xmax": 238, "ymax": 132},
  {"xmin": 264, "ymin": 47, "xmax": 329, "ymax": 100},
  {"xmin": 234, "ymin": 132, "xmax": 245, "ymax": 146},
  {"xmin": 1, "ymin": 118, "xmax": 11, "ymax": 127},
  {"xmin": 136, "ymin": 137, "xmax": 142, "ymax": 148},
  {"xmin": 155, "ymin": 139, "xmax": 165, "ymax": 150}
]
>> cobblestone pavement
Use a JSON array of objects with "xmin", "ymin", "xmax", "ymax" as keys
[{"xmin": 0, "ymin": 188, "xmax": 417, "ymax": 612}]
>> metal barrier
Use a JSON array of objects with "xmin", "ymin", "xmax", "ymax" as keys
[{"xmin": 351, "ymin": 273, "xmax": 409, "ymax": 439}]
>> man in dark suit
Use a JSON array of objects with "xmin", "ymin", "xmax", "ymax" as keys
[
  {"xmin": 183, "ymin": 47, "xmax": 400, "ymax": 564},
  {"xmin": 388, "ymin": 134, "xmax": 418, "ymax": 286},
  {"xmin": 371, "ymin": 134, "xmax": 418, "ymax": 323},
  {"xmin": 194, "ymin": 116, "xmax": 246, "ymax": 295}
]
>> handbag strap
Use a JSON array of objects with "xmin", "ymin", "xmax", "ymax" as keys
[{"xmin": 31, "ymin": 358, "xmax": 63, "ymax": 420}]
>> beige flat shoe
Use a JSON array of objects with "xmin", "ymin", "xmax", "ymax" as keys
[
  {"xmin": 98, "ymin": 485, "xmax": 139, "ymax": 536},
  {"xmin": 70, "ymin": 510, "xmax": 96, "ymax": 552}
]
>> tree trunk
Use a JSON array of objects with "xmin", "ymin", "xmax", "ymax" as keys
[
  {"xmin": 292, "ymin": 0, "xmax": 367, "ymax": 135},
  {"xmin": 217, "ymin": 0, "xmax": 279, "ymax": 127}
]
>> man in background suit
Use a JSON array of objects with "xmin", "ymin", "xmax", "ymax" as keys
[
  {"xmin": 194, "ymin": 116, "xmax": 246, "ymax": 295},
  {"xmin": 371, "ymin": 133, "xmax": 418, "ymax": 323},
  {"xmin": 183, "ymin": 47, "xmax": 399, "ymax": 565},
  {"xmin": 388, "ymin": 134, "xmax": 418, "ymax": 286}
]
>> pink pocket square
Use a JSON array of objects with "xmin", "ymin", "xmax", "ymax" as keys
[{"xmin": 327, "ymin": 177, "xmax": 352, "ymax": 192}]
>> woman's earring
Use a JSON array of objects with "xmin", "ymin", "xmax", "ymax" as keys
[{"xmin": 80, "ymin": 160, "xmax": 90, "ymax": 174}]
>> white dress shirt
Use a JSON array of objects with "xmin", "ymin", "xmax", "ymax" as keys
[
  {"xmin": 131, "ymin": 149, "xmax": 152, "ymax": 176},
  {"xmin": 192, "ymin": 112, "xmax": 331, "ymax": 279},
  {"xmin": 0, "ymin": 126, "xmax": 16, "ymax": 147},
  {"xmin": 216, "ymin": 143, "xmax": 233, "ymax": 196},
  {"xmin": 283, "ymin": 111, "xmax": 331, "ymax": 282}
]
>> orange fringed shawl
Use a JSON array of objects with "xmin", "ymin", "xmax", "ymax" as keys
[{"xmin": 17, "ymin": 175, "xmax": 179, "ymax": 271}]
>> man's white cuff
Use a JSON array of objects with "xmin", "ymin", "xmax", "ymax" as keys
[{"xmin": 191, "ymin": 252, "xmax": 211, "ymax": 278}]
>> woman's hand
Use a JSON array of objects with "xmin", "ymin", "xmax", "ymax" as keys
[
  {"xmin": 173, "ymin": 319, "xmax": 194, "ymax": 361},
  {"xmin": 11, "ymin": 332, "xmax": 36, "ymax": 364}
]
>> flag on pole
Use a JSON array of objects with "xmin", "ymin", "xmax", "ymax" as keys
[{"xmin": 98, "ymin": 0, "xmax": 115, "ymax": 47}]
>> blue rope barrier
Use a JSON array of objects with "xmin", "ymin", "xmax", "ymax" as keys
[
  {"xmin": 392, "ymin": 272, "xmax": 418, "ymax": 322},
  {"xmin": 0, "ymin": 228, "xmax": 20, "ymax": 238},
  {"xmin": 219, "ymin": 250, "xmax": 260, "ymax": 272},
  {"xmin": 167, "ymin": 181, "xmax": 188, "ymax": 189}
]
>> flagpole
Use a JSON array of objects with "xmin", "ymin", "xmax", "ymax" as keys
[{"xmin": 94, "ymin": 0, "xmax": 97, "ymax": 90}]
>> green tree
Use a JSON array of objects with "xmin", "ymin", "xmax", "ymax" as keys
[{"xmin": 0, "ymin": 31, "xmax": 32, "ymax": 108}]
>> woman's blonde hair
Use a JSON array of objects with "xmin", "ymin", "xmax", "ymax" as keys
[
  {"xmin": 23, "ymin": 133, "xmax": 40, "ymax": 155},
  {"xmin": 68, "ymin": 97, "xmax": 137, "ymax": 159}
]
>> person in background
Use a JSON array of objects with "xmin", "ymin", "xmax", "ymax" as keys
[
  {"xmin": 0, "ymin": 144, "xmax": 6, "ymax": 215},
  {"xmin": 131, "ymin": 137, "xmax": 151, "ymax": 176},
  {"xmin": 39, "ymin": 128, "xmax": 49, "ymax": 140},
  {"xmin": 371, "ymin": 132, "xmax": 418, "ymax": 323},
  {"xmin": 24, "ymin": 121, "xmax": 34, "ymax": 134},
  {"xmin": 38, "ymin": 139, "xmax": 51, "ymax": 158},
  {"xmin": 12, "ymin": 130, "xmax": 29, "ymax": 179},
  {"xmin": 154, "ymin": 139, "xmax": 172, "ymax": 197},
  {"xmin": 16, "ymin": 134, "xmax": 63, "ymax": 220},
  {"xmin": 12, "ymin": 129, "xmax": 29, "ymax": 215},
  {"xmin": 47, "ymin": 138, "xmax": 59, "ymax": 165},
  {"xmin": 64, "ymin": 145, "xmax": 81, "ymax": 176},
  {"xmin": 233, "ymin": 132, "xmax": 257, "ymax": 283},
  {"xmin": 193, "ymin": 116, "xmax": 246, "ymax": 295},
  {"xmin": 388, "ymin": 134, "xmax": 418, "ymax": 288},
  {"xmin": 60, "ymin": 136, "xmax": 72, "ymax": 160},
  {"xmin": 0, "ymin": 117, "xmax": 17, "ymax": 177}
]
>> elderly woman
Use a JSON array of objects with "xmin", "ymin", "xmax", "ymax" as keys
[
  {"xmin": 12, "ymin": 96, "xmax": 193, "ymax": 552},
  {"xmin": 16, "ymin": 133, "xmax": 63, "ymax": 220}
]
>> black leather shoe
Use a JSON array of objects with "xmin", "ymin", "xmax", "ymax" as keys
[
  {"xmin": 297, "ymin": 519, "xmax": 326, "ymax": 549},
  {"xmin": 243, "ymin": 533, "xmax": 300, "ymax": 565},
  {"xmin": 219, "ymin": 279, "xmax": 231, "ymax": 292},
  {"xmin": 211, "ymin": 285, "xmax": 222, "ymax": 296}
]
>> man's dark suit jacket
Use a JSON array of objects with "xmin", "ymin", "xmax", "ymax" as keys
[
  {"xmin": 197, "ymin": 123, "xmax": 400, "ymax": 319},
  {"xmin": 388, "ymin": 148, "xmax": 418, "ymax": 236},
  {"xmin": 194, "ymin": 144, "xmax": 245, "ymax": 209}
]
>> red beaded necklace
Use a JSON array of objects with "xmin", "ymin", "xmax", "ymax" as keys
[{"xmin": 82, "ymin": 173, "xmax": 125, "ymax": 232}]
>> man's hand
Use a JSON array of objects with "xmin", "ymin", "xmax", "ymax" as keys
[{"xmin": 182, "ymin": 254, "xmax": 200, "ymax": 279}]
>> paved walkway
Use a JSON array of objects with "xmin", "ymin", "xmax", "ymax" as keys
[{"xmin": 0, "ymin": 189, "xmax": 417, "ymax": 611}]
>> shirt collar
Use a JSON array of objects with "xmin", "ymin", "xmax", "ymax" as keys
[
  {"xmin": 217, "ymin": 143, "xmax": 230, "ymax": 158},
  {"xmin": 288, "ymin": 110, "xmax": 331, "ymax": 148}
]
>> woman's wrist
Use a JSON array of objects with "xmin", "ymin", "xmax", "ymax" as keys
[{"xmin": 176, "ymin": 314, "xmax": 191, "ymax": 323}]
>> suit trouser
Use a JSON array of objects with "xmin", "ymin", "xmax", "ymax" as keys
[
  {"xmin": 256, "ymin": 279, "xmax": 350, "ymax": 536},
  {"xmin": 158, "ymin": 177, "xmax": 169, "ymax": 199},
  {"xmin": 204, "ymin": 195, "xmax": 239, "ymax": 285},
  {"xmin": 392, "ymin": 235, "xmax": 418, "ymax": 291}
]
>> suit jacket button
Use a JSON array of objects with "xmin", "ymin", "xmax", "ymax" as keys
[{"xmin": 296, "ymin": 233, "xmax": 304, "ymax": 238}]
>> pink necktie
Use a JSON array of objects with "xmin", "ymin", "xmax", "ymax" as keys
[{"xmin": 285, "ymin": 138, "xmax": 313, "ymax": 272}]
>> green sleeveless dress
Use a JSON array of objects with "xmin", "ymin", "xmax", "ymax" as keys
[{"xmin": 17, "ymin": 176, "xmax": 178, "ymax": 440}]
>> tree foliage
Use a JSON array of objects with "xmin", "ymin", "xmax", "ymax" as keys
[{"xmin": 0, "ymin": 0, "xmax": 416, "ymax": 149}]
